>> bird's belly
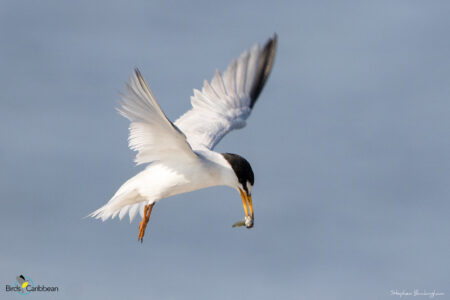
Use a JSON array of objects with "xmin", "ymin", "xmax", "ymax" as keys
[{"xmin": 136, "ymin": 162, "xmax": 220, "ymax": 201}]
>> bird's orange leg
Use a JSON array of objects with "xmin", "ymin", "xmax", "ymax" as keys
[{"xmin": 138, "ymin": 203, "xmax": 154, "ymax": 243}]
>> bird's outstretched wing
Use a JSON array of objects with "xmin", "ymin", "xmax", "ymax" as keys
[
  {"xmin": 118, "ymin": 69, "xmax": 197, "ymax": 165},
  {"xmin": 174, "ymin": 34, "xmax": 277, "ymax": 150}
]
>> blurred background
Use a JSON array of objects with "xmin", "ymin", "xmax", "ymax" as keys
[{"xmin": 1, "ymin": 1, "xmax": 449, "ymax": 299}]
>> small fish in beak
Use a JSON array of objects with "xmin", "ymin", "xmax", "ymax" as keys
[
  {"xmin": 232, "ymin": 215, "xmax": 254, "ymax": 228},
  {"xmin": 232, "ymin": 188, "xmax": 254, "ymax": 228}
]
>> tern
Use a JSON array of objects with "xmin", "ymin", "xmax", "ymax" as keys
[{"xmin": 89, "ymin": 34, "xmax": 277, "ymax": 242}]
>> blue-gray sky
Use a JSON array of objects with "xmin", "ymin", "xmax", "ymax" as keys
[{"xmin": 1, "ymin": 1, "xmax": 449, "ymax": 299}]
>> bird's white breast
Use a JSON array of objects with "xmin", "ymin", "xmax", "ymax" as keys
[{"xmin": 134, "ymin": 150, "xmax": 237, "ymax": 203}]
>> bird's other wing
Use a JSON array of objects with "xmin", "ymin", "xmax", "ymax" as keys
[
  {"xmin": 174, "ymin": 34, "xmax": 277, "ymax": 150},
  {"xmin": 118, "ymin": 69, "xmax": 197, "ymax": 165}
]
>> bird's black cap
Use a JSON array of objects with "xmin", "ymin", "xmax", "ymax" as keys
[{"xmin": 221, "ymin": 153, "xmax": 254, "ymax": 194}]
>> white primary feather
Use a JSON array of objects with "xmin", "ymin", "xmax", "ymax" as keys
[
  {"xmin": 118, "ymin": 69, "xmax": 197, "ymax": 165},
  {"xmin": 174, "ymin": 34, "xmax": 277, "ymax": 150}
]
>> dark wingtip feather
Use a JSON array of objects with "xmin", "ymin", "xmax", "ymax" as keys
[{"xmin": 249, "ymin": 33, "xmax": 278, "ymax": 108}]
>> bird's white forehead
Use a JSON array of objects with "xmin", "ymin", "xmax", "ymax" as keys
[
  {"xmin": 246, "ymin": 181, "xmax": 253, "ymax": 194},
  {"xmin": 237, "ymin": 181, "xmax": 253, "ymax": 194}
]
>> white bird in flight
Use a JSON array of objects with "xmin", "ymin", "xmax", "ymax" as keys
[{"xmin": 89, "ymin": 34, "xmax": 278, "ymax": 242}]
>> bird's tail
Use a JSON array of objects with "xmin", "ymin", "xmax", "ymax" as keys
[{"xmin": 87, "ymin": 175, "xmax": 148, "ymax": 222}]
